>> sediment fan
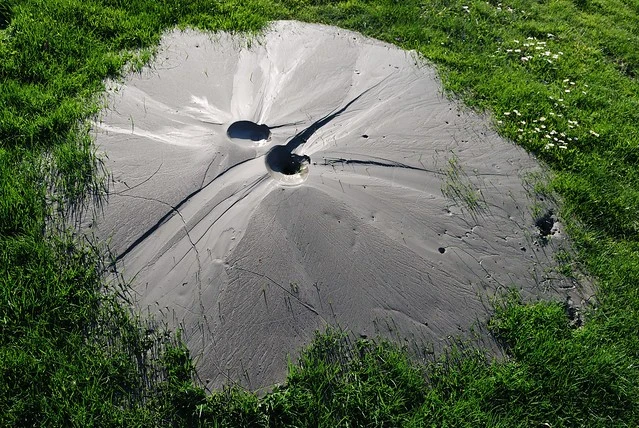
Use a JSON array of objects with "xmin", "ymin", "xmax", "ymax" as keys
[{"xmin": 89, "ymin": 21, "xmax": 584, "ymax": 390}]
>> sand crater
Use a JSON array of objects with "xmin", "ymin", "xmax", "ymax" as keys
[
  {"xmin": 265, "ymin": 146, "xmax": 311, "ymax": 185},
  {"xmin": 227, "ymin": 120, "xmax": 271, "ymax": 144}
]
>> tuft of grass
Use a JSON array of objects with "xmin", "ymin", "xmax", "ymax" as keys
[
  {"xmin": 264, "ymin": 329, "xmax": 427, "ymax": 427},
  {"xmin": 441, "ymin": 151, "xmax": 487, "ymax": 219}
]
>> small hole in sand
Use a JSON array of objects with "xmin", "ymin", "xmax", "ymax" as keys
[
  {"xmin": 265, "ymin": 145, "xmax": 311, "ymax": 186},
  {"xmin": 438, "ymin": 247, "xmax": 446, "ymax": 254},
  {"xmin": 227, "ymin": 120, "xmax": 271, "ymax": 143}
]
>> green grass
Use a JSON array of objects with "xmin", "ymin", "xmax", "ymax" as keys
[
  {"xmin": 1, "ymin": 0, "xmax": 638, "ymax": 425},
  {"xmin": 441, "ymin": 151, "xmax": 487, "ymax": 219}
]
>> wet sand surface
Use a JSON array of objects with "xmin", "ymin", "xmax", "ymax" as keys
[{"xmin": 88, "ymin": 21, "xmax": 589, "ymax": 391}]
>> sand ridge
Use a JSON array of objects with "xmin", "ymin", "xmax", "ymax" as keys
[{"xmin": 88, "ymin": 21, "xmax": 587, "ymax": 391}]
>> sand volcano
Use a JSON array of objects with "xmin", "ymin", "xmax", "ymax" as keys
[{"xmin": 89, "ymin": 21, "xmax": 586, "ymax": 391}]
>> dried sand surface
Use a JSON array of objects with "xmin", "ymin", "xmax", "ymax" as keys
[{"xmin": 89, "ymin": 21, "xmax": 587, "ymax": 391}]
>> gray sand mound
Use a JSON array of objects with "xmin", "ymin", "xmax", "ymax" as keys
[{"xmin": 88, "ymin": 21, "xmax": 588, "ymax": 390}]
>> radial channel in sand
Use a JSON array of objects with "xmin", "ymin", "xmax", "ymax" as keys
[{"xmin": 87, "ymin": 21, "xmax": 591, "ymax": 392}]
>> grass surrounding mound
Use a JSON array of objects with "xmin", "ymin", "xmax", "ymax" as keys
[{"xmin": 1, "ymin": 0, "xmax": 637, "ymax": 425}]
